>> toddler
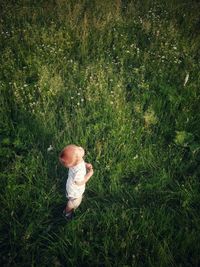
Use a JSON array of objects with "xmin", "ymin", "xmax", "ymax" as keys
[{"xmin": 59, "ymin": 144, "xmax": 94, "ymax": 219}]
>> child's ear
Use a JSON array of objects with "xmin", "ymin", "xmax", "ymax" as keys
[{"xmin": 78, "ymin": 146, "xmax": 85, "ymax": 157}]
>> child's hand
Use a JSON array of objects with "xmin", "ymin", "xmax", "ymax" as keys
[
  {"xmin": 85, "ymin": 163, "xmax": 93, "ymax": 170},
  {"xmin": 85, "ymin": 163, "xmax": 94, "ymax": 176}
]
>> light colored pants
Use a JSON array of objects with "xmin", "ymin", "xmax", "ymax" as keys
[{"xmin": 68, "ymin": 195, "xmax": 83, "ymax": 210}]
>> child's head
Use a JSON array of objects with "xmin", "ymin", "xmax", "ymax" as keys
[{"xmin": 59, "ymin": 144, "xmax": 85, "ymax": 168}]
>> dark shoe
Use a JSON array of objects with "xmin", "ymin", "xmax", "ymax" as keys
[{"xmin": 62, "ymin": 210, "xmax": 74, "ymax": 221}]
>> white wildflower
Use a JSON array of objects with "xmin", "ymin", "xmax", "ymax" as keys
[
  {"xmin": 184, "ymin": 73, "xmax": 189, "ymax": 87},
  {"xmin": 133, "ymin": 155, "xmax": 138, "ymax": 160},
  {"xmin": 47, "ymin": 145, "xmax": 53, "ymax": 152}
]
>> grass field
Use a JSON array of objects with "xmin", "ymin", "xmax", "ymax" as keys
[{"xmin": 0, "ymin": 0, "xmax": 200, "ymax": 266}]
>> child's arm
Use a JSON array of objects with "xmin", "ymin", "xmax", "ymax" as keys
[{"xmin": 74, "ymin": 164, "xmax": 94, "ymax": 186}]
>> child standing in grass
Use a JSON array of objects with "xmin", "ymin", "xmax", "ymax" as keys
[{"xmin": 59, "ymin": 144, "xmax": 94, "ymax": 219}]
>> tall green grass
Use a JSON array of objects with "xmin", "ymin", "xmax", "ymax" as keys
[{"xmin": 0, "ymin": 0, "xmax": 200, "ymax": 266}]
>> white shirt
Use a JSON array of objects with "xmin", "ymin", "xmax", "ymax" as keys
[{"xmin": 66, "ymin": 160, "xmax": 86, "ymax": 198}]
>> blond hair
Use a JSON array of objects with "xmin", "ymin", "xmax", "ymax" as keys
[{"xmin": 59, "ymin": 144, "xmax": 85, "ymax": 165}]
